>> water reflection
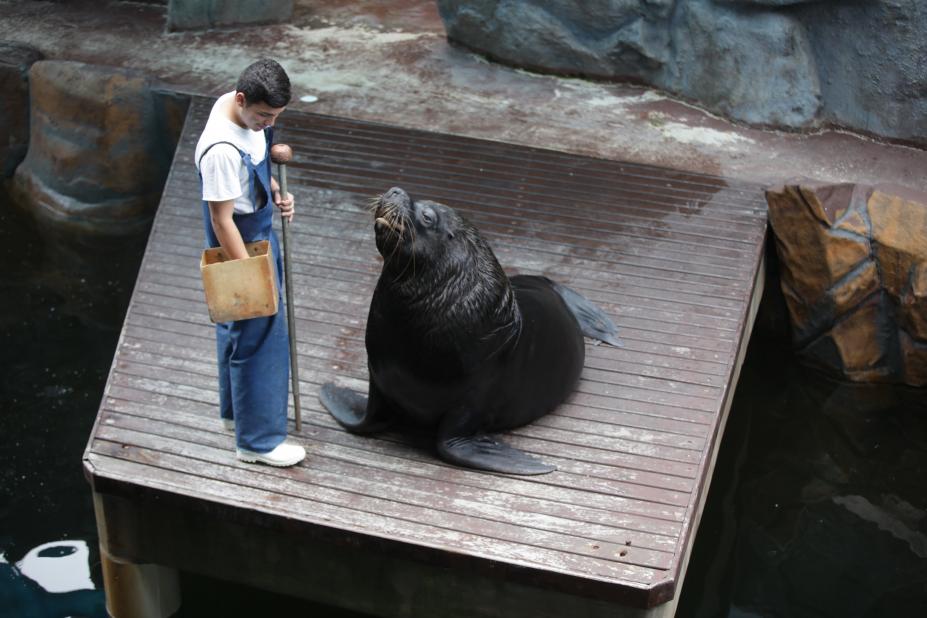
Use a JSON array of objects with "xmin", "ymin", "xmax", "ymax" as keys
[
  {"xmin": 0, "ymin": 190, "xmax": 140, "ymax": 618},
  {"xmin": 679, "ymin": 331, "xmax": 927, "ymax": 617},
  {"xmin": 1, "ymin": 541, "xmax": 105, "ymax": 617}
]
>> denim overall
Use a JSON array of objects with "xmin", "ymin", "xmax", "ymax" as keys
[{"xmin": 199, "ymin": 128, "xmax": 289, "ymax": 453}]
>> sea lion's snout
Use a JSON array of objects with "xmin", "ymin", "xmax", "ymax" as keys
[{"xmin": 374, "ymin": 187, "xmax": 411, "ymax": 234}]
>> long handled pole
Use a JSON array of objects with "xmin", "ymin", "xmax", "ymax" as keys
[{"xmin": 270, "ymin": 143, "xmax": 302, "ymax": 433}]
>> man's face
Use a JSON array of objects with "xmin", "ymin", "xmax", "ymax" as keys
[{"xmin": 234, "ymin": 92, "xmax": 285, "ymax": 131}]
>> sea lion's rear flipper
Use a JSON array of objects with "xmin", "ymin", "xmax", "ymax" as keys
[
  {"xmin": 320, "ymin": 382, "xmax": 393, "ymax": 434},
  {"xmin": 437, "ymin": 416, "xmax": 556, "ymax": 475},
  {"xmin": 549, "ymin": 280, "xmax": 623, "ymax": 347}
]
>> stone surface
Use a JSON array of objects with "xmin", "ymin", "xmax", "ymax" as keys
[
  {"xmin": 672, "ymin": 1, "xmax": 821, "ymax": 127},
  {"xmin": 0, "ymin": 41, "xmax": 44, "ymax": 178},
  {"xmin": 869, "ymin": 190, "xmax": 927, "ymax": 298},
  {"xmin": 1, "ymin": 1, "xmax": 925, "ymax": 192},
  {"xmin": 828, "ymin": 297, "xmax": 891, "ymax": 382},
  {"xmin": 436, "ymin": 0, "xmax": 927, "ymax": 143},
  {"xmin": 831, "ymin": 261, "xmax": 879, "ymax": 317},
  {"xmin": 905, "ymin": 264, "xmax": 927, "ymax": 340},
  {"xmin": 11, "ymin": 61, "xmax": 188, "ymax": 235},
  {"xmin": 764, "ymin": 182, "xmax": 871, "ymax": 337},
  {"xmin": 167, "ymin": 0, "xmax": 293, "ymax": 31},
  {"xmin": 767, "ymin": 181, "xmax": 927, "ymax": 386},
  {"xmin": 900, "ymin": 332, "xmax": 927, "ymax": 387}
]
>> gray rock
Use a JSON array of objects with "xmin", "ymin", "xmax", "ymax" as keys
[
  {"xmin": 671, "ymin": 1, "xmax": 820, "ymax": 126},
  {"xmin": 436, "ymin": 0, "xmax": 927, "ymax": 142},
  {"xmin": 167, "ymin": 0, "xmax": 293, "ymax": 31},
  {"xmin": 802, "ymin": 1, "xmax": 927, "ymax": 141}
]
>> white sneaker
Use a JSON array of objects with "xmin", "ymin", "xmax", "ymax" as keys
[
  {"xmin": 236, "ymin": 442, "xmax": 306, "ymax": 467},
  {"xmin": 222, "ymin": 419, "xmax": 235, "ymax": 430}
]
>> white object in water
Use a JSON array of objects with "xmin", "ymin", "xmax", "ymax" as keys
[
  {"xmin": 300, "ymin": 94, "xmax": 319, "ymax": 103},
  {"xmin": 16, "ymin": 540, "xmax": 95, "ymax": 593}
]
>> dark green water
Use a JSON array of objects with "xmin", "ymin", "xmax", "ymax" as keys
[
  {"xmin": 678, "ymin": 330, "xmax": 927, "ymax": 617},
  {"xmin": 0, "ymin": 190, "xmax": 133, "ymax": 617},
  {"xmin": 1, "ymin": 186, "xmax": 925, "ymax": 617}
]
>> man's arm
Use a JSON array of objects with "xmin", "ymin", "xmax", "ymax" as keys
[{"xmin": 208, "ymin": 199, "xmax": 249, "ymax": 260}]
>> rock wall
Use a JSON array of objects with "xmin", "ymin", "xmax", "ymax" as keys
[
  {"xmin": 167, "ymin": 0, "xmax": 293, "ymax": 31},
  {"xmin": 11, "ymin": 61, "xmax": 188, "ymax": 235},
  {"xmin": 436, "ymin": 1, "xmax": 927, "ymax": 143},
  {"xmin": 766, "ymin": 181, "xmax": 927, "ymax": 386},
  {"xmin": 0, "ymin": 42, "xmax": 43, "ymax": 178}
]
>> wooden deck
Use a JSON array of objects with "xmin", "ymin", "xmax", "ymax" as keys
[{"xmin": 84, "ymin": 96, "xmax": 768, "ymax": 618}]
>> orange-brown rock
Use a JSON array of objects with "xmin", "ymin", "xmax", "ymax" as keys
[
  {"xmin": 869, "ymin": 189, "xmax": 927, "ymax": 298},
  {"xmin": 766, "ymin": 180, "xmax": 927, "ymax": 386},
  {"xmin": 900, "ymin": 331, "xmax": 927, "ymax": 387},
  {"xmin": 830, "ymin": 260, "xmax": 879, "ymax": 315},
  {"xmin": 829, "ymin": 298, "xmax": 889, "ymax": 380},
  {"xmin": 766, "ymin": 182, "xmax": 871, "ymax": 336},
  {"xmin": 10, "ymin": 60, "xmax": 187, "ymax": 235},
  {"xmin": 904, "ymin": 263, "xmax": 927, "ymax": 340}
]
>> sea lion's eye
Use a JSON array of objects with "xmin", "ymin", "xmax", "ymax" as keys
[{"xmin": 421, "ymin": 207, "xmax": 436, "ymax": 226}]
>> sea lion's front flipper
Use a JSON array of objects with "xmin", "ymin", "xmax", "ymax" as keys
[
  {"xmin": 437, "ymin": 428, "xmax": 556, "ymax": 475},
  {"xmin": 319, "ymin": 381, "xmax": 394, "ymax": 434}
]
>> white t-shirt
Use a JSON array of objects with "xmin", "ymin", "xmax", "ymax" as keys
[{"xmin": 195, "ymin": 91, "xmax": 268, "ymax": 214}]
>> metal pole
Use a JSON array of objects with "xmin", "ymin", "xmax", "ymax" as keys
[{"xmin": 270, "ymin": 144, "xmax": 301, "ymax": 433}]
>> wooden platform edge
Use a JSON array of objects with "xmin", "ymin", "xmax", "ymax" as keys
[
  {"xmin": 660, "ymin": 229, "xmax": 769, "ymax": 615},
  {"xmin": 84, "ymin": 467, "xmax": 671, "ymax": 617}
]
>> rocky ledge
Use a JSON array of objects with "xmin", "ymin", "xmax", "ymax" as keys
[{"xmin": 767, "ymin": 182, "xmax": 927, "ymax": 386}]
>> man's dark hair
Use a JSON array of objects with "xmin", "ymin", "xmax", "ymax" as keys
[{"xmin": 236, "ymin": 59, "xmax": 291, "ymax": 108}]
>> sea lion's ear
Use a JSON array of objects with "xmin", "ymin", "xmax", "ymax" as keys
[{"xmin": 447, "ymin": 231, "xmax": 455, "ymax": 240}]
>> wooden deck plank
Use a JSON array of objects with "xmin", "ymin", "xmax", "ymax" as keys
[
  {"xmin": 107, "ymin": 360, "xmax": 707, "ymax": 481},
  {"xmin": 123, "ymin": 304, "xmax": 726, "ymax": 406},
  {"xmin": 84, "ymin": 96, "xmax": 768, "ymax": 614},
  {"xmin": 126, "ymin": 290, "xmax": 737, "ymax": 376},
  {"xmin": 160, "ymin": 189, "xmax": 759, "ymax": 290},
  {"xmin": 152, "ymin": 196, "xmax": 755, "ymax": 286},
  {"xmin": 150, "ymin": 210, "xmax": 755, "ymax": 307},
  {"xmin": 140, "ymin": 242, "xmax": 749, "ymax": 338},
  {"xmin": 131, "ymin": 271, "xmax": 742, "ymax": 356},
  {"xmin": 114, "ymin": 327, "xmax": 727, "ymax": 431},
  {"xmin": 94, "ymin": 417, "xmax": 680, "ymax": 563},
  {"xmin": 125, "ymin": 288, "xmax": 738, "ymax": 373},
  {"xmin": 102, "ymin": 392, "xmax": 697, "ymax": 502},
  {"xmin": 183, "ymin": 104, "xmax": 765, "ymax": 202},
  {"xmin": 115, "ymin": 343, "xmax": 713, "ymax": 445},
  {"xmin": 162, "ymin": 189, "xmax": 762, "ymax": 278},
  {"xmin": 93, "ymin": 427, "xmax": 676, "ymax": 574},
  {"xmin": 164, "ymin": 169, "xmax": 765, "ymax": 246},
  {"xmin": 113, "ymin": 351, "xmax": 710, "ymax": 459}
]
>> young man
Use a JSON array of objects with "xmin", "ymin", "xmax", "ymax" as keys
[{"xmin": 195, "ymin": 59, "xmax": 305, "ymax": 467}]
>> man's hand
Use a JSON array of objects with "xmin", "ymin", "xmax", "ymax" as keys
[{"xmin": 273, "ymin": 189, "xmax": 295, "ymax": 222}]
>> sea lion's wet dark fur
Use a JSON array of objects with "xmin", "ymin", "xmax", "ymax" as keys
[{"xmin": 320, "ymin": 187, "xmax": 621, "ymax": 474}]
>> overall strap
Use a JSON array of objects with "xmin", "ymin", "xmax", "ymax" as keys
[
  {"xmin": 198, "ymin": 141, "xmax": 243, "ymax": 169},
  {"xmin": 200, "ymin": 140, "xmax": 263, "ymax": 213}
]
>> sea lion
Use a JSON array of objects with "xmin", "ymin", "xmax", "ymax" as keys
[{"xmin": 320, "ymin": 187, "xmax": 621, "ymax": 475}]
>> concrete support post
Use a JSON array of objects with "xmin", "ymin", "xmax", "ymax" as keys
[{"xmin": 100, "ymin": 548, "xmax": 181, "ymax": 618}]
